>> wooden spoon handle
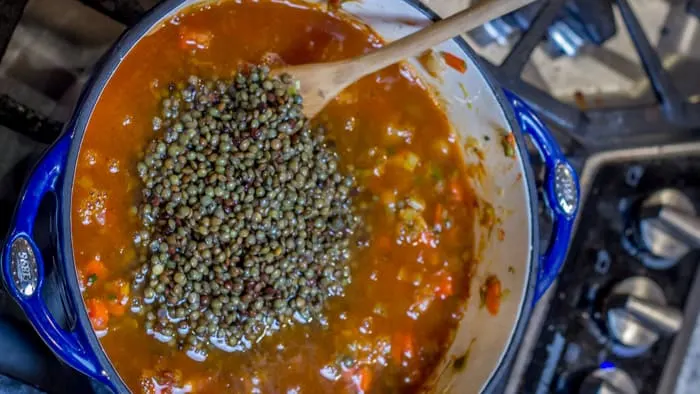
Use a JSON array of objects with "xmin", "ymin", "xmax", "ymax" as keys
[{"xmin": 341, "ymin": 0, "xmax": 536, "ymax": 81}]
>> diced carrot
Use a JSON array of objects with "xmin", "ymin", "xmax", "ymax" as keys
[
  {"xmin": 107, "ymin": 298, "xmax": 127, "ymax": 317},
  {"xmin": 84, "ymin": 259, "xmax": 107, "ymax": 283},
  {"xmin": 434, "ymin": 204, "xmax": 444, "ymax": 226},
  {"xmin": 355, "ymin": 367, "xmax": 372, "ymax": 393},
  {"xmin": 440, "ymin": 51, "xmax": 467, "ymax": 74},
  {"xmin": 485, "ymin": 276, "xmax": 502, "ymax": 315},
  {"xmin": 86, "ymin": 298, "xmax": 109, "ymax": 331},
  {"xmin": 435, "ymin": 271, "xmax": 454, "ymax": 299},
  {"xmin": 392, "ymin": 332, "xmax": 415, "ymax": 362}
]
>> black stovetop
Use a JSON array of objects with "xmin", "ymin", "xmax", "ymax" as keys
[{"xmin": 517, "ymin": 155, "xmax": 700, "ymax": 394}]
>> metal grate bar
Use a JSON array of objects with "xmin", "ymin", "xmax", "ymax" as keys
[
  {"xmin": 616, "ymin": 0, "xmax": 684, "ymax": 120},
  {"xmin": 582, "ymin": 101, "xmax": 700, "ymax": 145},
  {"xmin": 568, "ymin": 0, "xmax": 616, "ymax": 45},
  {"xmin": 494, "ymin": 73, "xmax": 587, "ymax": 141},
  {"xmin": 0, "ymin": 95, "xmax": 63, "ymax": 144},
  {"xmin": 77, "ymin": 0, "xmax": 147, "ymax": 26},
  {"xmin": 500, "ymin": 0, "xmax": 566, "ymax": 75},
  {"xmin": 0, "ymin": 0, "xmax": 30, "ymax": 62}
]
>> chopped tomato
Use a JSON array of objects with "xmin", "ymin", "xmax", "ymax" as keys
[
  {"xmin": 86, "ymin": 298, "xmax": 109, "ymax": 331},
  {"xmin": 434, "ymin": 270, "xmax": 453, "ymax": 299},
  {"xmin": 440, "ymin": 51, "xmax": 467, "ymax": 73},
  {"xmin": 84, "ymin": 259, "xmax": 107, "ymax": 283},
  {"xmin": 483, "ymin": 276, "xmax": 502, "ymax": 315}
]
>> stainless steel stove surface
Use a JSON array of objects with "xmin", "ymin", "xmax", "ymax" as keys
[{"xmin": 2, "ymin": 1, "xmax": 700, "ymax": 394}]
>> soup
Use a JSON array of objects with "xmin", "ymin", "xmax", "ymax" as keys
[{"xmin": 71, "ymin": 0, "xmax": 479, "ymax": 392}]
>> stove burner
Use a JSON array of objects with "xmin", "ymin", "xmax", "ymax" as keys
[{"xmin": 472, "ymin": 0, "xmax": 700, "ymax": 151}]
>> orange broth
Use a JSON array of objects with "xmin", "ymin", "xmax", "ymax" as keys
[{"xmin": 71, "ymin": 1, "xmax": 479, "ymax": 392}]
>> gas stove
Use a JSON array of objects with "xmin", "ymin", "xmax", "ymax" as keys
[
  {"xmin": 1, "ymin": 1, "xmax": 700, "ymax": 394},
  {"xmin": 504, "ymin": 142, "xmax": 700, "ymax": 394}
]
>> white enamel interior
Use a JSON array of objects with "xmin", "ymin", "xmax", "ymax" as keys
[{"xmin": 142, "ymin": 0, "xmax": 534, "ymax": 392}]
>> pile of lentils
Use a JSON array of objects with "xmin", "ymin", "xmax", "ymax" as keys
[{"xmin": 131, "ymin": 65, "xmax": 358, "ymax": 358}]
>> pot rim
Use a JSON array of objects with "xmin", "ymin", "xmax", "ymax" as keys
[{"xmin": 58, "ymin": 0, "xmax": 539, "ymax": 392}]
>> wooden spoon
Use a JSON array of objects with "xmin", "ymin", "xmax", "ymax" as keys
[{"xmin": 276, "ymin": 0, "xmax": 536, "ymax": 118}]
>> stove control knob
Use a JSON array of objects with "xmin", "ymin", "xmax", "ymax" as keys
[
  {"xmin": 635, "ymin": 188, "xmax": 697, "ymax": 268},
  {"xmin": 580, "ymin": 368, "xmax": 637, "ymax": 394},
  {"xmin": 604, "ymin": 277, "xmax": 682, "ymax": 353}
]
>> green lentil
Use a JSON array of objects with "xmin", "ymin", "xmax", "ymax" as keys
[{"xmin": 132, "ymin": 66, "xmax": 358, "ymax": 357}]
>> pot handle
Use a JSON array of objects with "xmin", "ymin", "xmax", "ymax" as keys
[
  {"xmin": 1, "ymin": 134, "xmax": 112, "ymax": 387},
  {"xmin": 503, "ymin": 90, "xmax": 580, "ymax": 302}
]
